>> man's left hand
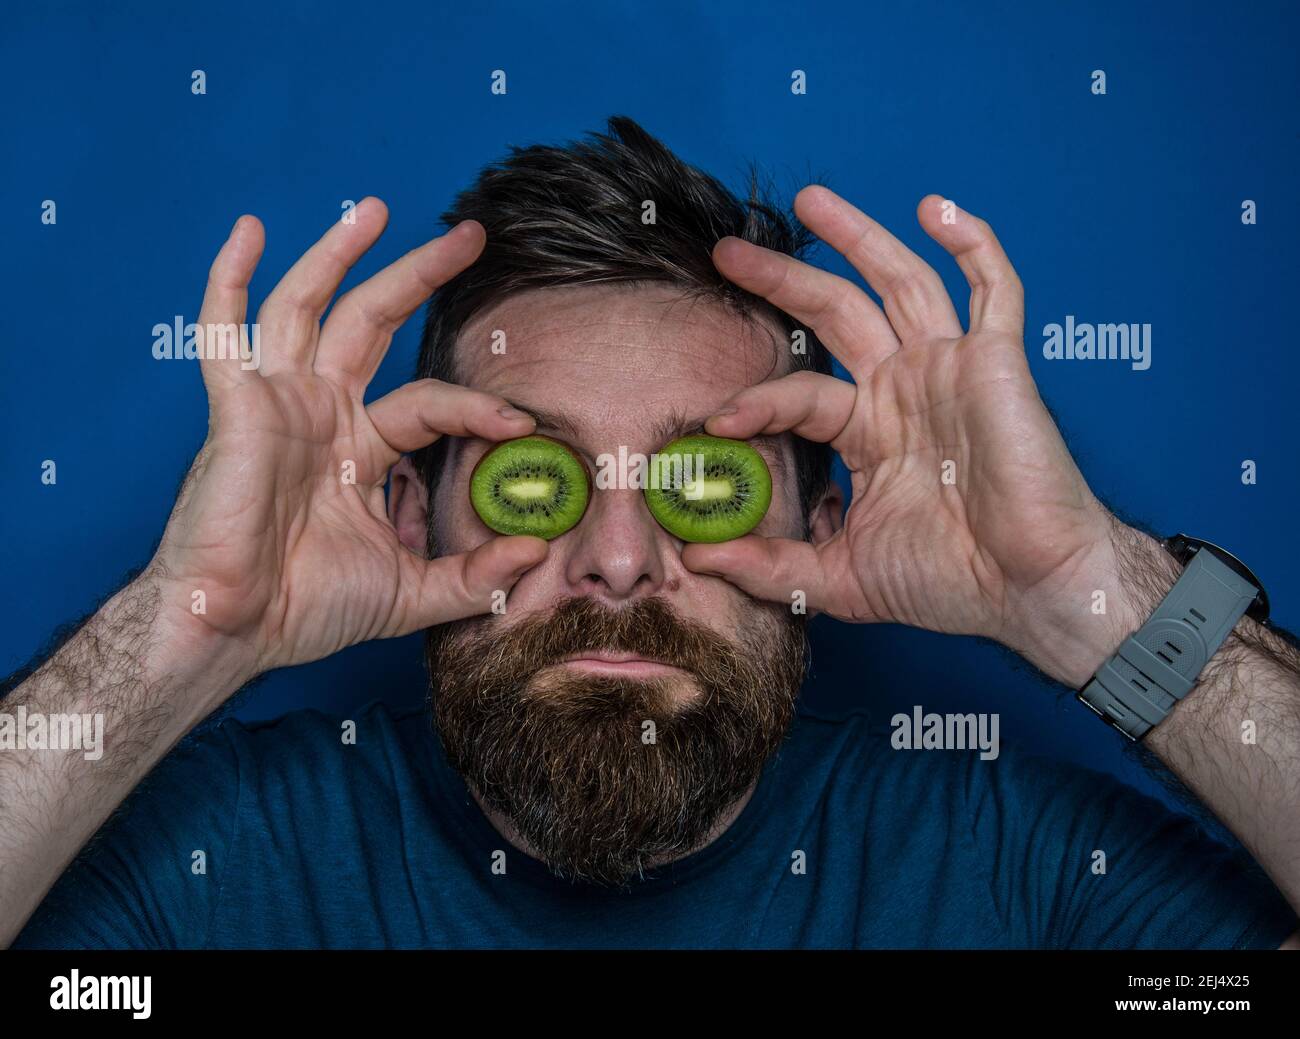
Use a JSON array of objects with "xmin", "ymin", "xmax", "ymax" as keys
[{"xmin": 685, "ymin": 185, "xmax": 1144, "ymax": 687}]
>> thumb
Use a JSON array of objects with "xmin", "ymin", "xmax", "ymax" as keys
[
  {"xmin": 393, "ymin": 535, "xmax": 549, "ymax": 634},
  {"xmin": 682, "ymin": 535, "xmax": 831, "ymax": 614}
]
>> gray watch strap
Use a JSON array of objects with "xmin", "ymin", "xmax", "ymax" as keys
[{"xmin": 1077, "ymin": 548, "xmax": 1259, "ymax": 739}]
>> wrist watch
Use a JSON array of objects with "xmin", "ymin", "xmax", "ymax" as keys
[{"xmin": 1076, "ymin": 534, "xmax": 1270, "ymax": 740}]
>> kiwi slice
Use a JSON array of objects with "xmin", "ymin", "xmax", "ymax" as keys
[
  {"xmin": 644, "ymin": 434, "xmax": 772, "ymax": 543},
  {"xmin": 470, "ymin": 435, "xmax": 590, "ymax": 540}
]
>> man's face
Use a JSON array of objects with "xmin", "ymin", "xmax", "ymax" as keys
[{"xmin": 418, "ymin": 283, "xmax": 819, "ymax": 885}]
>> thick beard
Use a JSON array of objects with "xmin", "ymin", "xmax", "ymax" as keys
[{"xmin": 426, "ymin": 595, "xmax": 807, "ymax": 887}]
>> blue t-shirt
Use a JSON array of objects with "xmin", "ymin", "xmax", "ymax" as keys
[{"xmin": 14, "ymin": 701, "xmax": 1296, "ymax": 949}]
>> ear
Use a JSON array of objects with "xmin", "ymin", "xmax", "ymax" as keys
[
  {"xmin": 388, "ymin": 455, "xmax": 430, "ymax": 557},
  {"xmin": 807, "ymin": 481, "xmax": 845, "ymax": 545}
]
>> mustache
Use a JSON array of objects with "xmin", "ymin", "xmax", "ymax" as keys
[{"xmin": 447, "ymin": 595, "xmax": 740, "ymax": 677}]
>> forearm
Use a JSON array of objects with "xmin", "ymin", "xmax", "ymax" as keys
[
  {"xmin": 0, "ymin": 570, "xmax": 255, "ymax": 947},
  {"xmin": 1014, "ymin": 521, "xmax": 1300, "ymax": 915},
  {"xmin": 1143, "ymin": 586, "xmax": 1300, "ymax": 911}
]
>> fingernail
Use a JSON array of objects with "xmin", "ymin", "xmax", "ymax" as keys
[
  {"xmin": 712, "ymin": 406, "xmax": 738, "ymax": 417},
  {"xmin": 498, "ymin": 405, "xmax": 526, "ymax": 420}
]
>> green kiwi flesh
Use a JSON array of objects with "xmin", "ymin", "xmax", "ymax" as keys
[
  {"xmin": 644, "ymin": 434, "xmax": 771, "ymax": 543},
  {"xmin": 470, "ymin": 435, "xmax": 590, "ymax": 539}
]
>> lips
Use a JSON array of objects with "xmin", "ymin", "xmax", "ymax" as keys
[{"xmin": 554, "ymin": 651, "xmax": 688, "ymax": 676}]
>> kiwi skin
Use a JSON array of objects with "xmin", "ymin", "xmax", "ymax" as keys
[
  {"xmin": 469, "ymin": 435, "xmax": 591, "ymax": 540},
  {"xmin": 644, "ymin": 434, "xmax": 772, "ymax": 544}
]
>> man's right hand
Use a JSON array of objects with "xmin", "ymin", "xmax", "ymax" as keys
[
  {"xmin": 149, "ymin": 199, "xmax": 548, "ymax": 689},
  {"xmin": 1, "ymin": 201, "xmax": 548, "ymax": 946}
]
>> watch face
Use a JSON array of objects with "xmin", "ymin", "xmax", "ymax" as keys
[{"xmin": 1167, "ymin": 534, "xmax": 1270, "ymax": 624}]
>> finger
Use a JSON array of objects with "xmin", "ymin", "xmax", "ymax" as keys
[
  {"xmin": 712, "ymin": 235, "xmax": 899, "ymax": 376},
  {"xmin": 366, "ymin": 379, "xmax": 537, "ymax": 457},
  {"xmin": 197, "ymin": 215, "xmax": 265, "ymax": 392},
  {"xmin": 704, "ymin": 370, "xmax": 858, "ymax": 447},
  {"xmin": 316, "ymin": 220, "xmax": 487, "ymax": 394},
  {"xmin": 917, "ymin": 195, "xmax": 1024, "ymax": 335},
  {"xmin": 682, "ymin": 535, "xmax": 836, "ymax": 613},
  {"xmin": 256, "ymin": 197, "xmax": 390, "ymax": 375},
  {"xmin": 795, "ymin": 185, "xmax": 964, "ymax": 342},
  {"xmin": 392, "ymin": 535, "xmax": 549, "ymax": 633}
]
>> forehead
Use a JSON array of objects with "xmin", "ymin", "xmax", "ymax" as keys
[{"xmin": 454, "ymin": 283, "xmax": 789, "ymax": 448}]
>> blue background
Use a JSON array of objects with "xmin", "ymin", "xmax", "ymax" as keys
[{"xmin": 2, "ymin": 0, "xmax": 1297, "ymax": 807}]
